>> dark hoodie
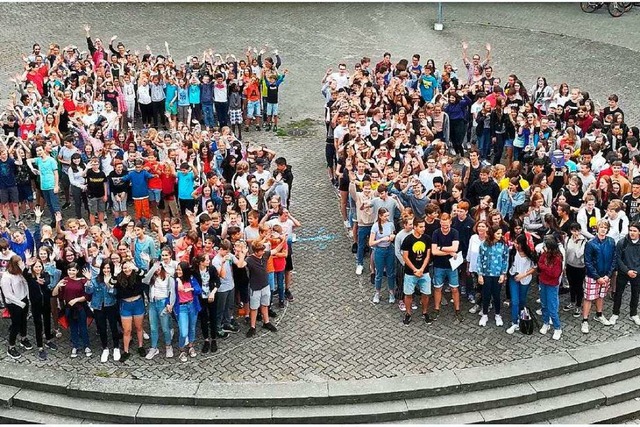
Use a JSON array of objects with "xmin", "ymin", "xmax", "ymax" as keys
[{"xmin": 615, "ymin": 235, "xmax": 640, "ymax": 275}]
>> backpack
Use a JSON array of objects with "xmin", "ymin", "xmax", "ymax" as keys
[{"xmin": 519, "ymin": 306, "xmax": 539, "ymax": 335}]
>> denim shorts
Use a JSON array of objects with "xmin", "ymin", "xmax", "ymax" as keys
[
  {"xmin": 403, "ymin": 274, "xmax": 431, "ymax": 295},
  {"xmin": 433, "ymin": 267, "xmax": 459, "ymax": 288},
  {"xmin": 266, "ymin": 103, "xmax": 279, "ymax": 116},
  {"xmin": 148, "ymin": 189, "xmax": 161, "ymax": 203},
  {"xmin": 120, "ymin": 297, "xmax": 145, "ymax": 317},
  {"xmin": 247, "ymin": 100, "xmax": 261, "ymax": 119}
]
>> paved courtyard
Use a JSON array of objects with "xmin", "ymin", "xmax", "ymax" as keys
[{"xmin": 1, "ymin": 3, "xmax": 640, "ymax": 383}]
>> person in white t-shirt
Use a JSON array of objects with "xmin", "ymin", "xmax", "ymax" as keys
[
  {"xmin": 253, "ymin": 158, "xmax": 272, "ymax": 190},
  {"xmin": 418, "ymin": 156, "xmax": 444, "ymax": 193}
]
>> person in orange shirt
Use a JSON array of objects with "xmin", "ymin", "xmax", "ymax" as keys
[
  {"xmin": 268, "ymin": 224, "xmax": 288, "ymax": 308},
  {"xmin": 143, "ymin": 152, "xmax": 164, "ymax": 216},
  {"xmin": 243, "ymin": 75, "xmax": 261, "ymax": 131}
]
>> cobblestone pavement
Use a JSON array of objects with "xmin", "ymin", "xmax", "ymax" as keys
[{"xmin": 1, "ymin": 3, "xmax": 640, "ymax": 382}]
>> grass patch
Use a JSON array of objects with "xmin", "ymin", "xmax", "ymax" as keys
[
  {"xmin": 275, "ymin": 128, "xmax": 288, "ymax": 137},
  {"xmin": 286, "ymin": 118, "xmax": 317, "ymax": 129},
  {"xmin": 95, "ymin": 371, "xmax": 111, "ymax": 378}
]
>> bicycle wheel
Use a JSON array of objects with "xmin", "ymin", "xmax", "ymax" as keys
[
  {"xmin": 580, "ymin": 2, "xmax": 599, "ymax": 12},
  {"xmin": 608, "ymin": 2, "xmax": 625, "ymax": 16}
]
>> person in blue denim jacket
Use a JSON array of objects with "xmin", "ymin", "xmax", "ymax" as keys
[
  {"xmin": 477, "ymin": 226, "xmax": 509, "ymax": 327},
  {"xmin": 84, "ymin": 259, "xmax": 120, "ymax": 363}
]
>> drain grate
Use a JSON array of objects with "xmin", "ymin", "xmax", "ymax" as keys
[{"xmin": 287, "ymin": 128, "xmax": 308, "ymax": 137}]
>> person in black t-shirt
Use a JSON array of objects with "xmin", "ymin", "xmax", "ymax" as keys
[
  {"xmin": 85, "ymin": 157, "xmax": 107, "ymax": 225},
  {"xmin": 401, "ymin": 217, "xmax": 433, "ymax": 325}
]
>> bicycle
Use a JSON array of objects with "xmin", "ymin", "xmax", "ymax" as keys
[{"xmin": 580, "ymin": 2, "xmax": 631, "ymax": 16}]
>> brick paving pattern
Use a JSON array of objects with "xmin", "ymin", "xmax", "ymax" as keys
[{"xmin": 0, "ymin": 3, "xmax": 639, "ymax": 382}]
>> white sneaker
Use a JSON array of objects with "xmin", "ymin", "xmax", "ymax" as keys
[
  {"xmin": 143, "ymin": 331, "xmax": 150, "ymax": 340},
  {"xmin": 495, "ymin": 315, "xmax": 504, "ymax": 327},
  {"xmin": 372, "ymin": 292, "xmax": 380, "ymax": 304},
  {"xmin": 506, "ymin": 324, "xmax": 518, "ymax": 334},
  {"xmin": 609, "ymin": 314, "xmax": 619, "ymax": 325},
  {"xmin": 389, "ymin": 295, "xmax": 396, "ymax": 304},
  {"xmin": 100, "ymin": 349, "xmax": 109, "ymax": 363},
  {"xmin": 536, "ymin": 308, "xmax": 542, "ymax": 316},
  {"xmin": 145, "ymin": 347, "xmax": 160, "ymax": 360},
  {"xmin": 536, "ymin": 298, "xmax": 541, "ymax": 304},
  {"xmin": 594, "ymin": 315, "xmax": 612, "ymax": 326},
  {"xmin": 479, "ymin": 315, "xmax": 488, "ymax": 327},
  {"xmin": 166, "ymin": 346, "xmax": 174, "ymax": 358},
  {"xmin": 84, "ymin": 347, "xmax": 92, "ymax": 357},
  {"xmin": 552, "ymin": 329, "xmax": 563, "ymax": 340},
  {"xmin": 411, "ymin": 302, "xmax": 418, "ymax": 310},
  {"xmin": 581, "ymin": 321, "xmax": 590, "ymax": 334},
  {"xmin": 468, "ymin": 304, "xmax": 479, "ymax": 314},
  {"xmin": 344, "ymin": 220, "xmax": 350, "ymax": 229},
  {"xmin": 355, "ymin": 265, "xmax": 363, "ymax": 275},
  {"xmin": 70, "ymin": 348, "xmax": 78, "ymax": 358},
  {"xmin": 631, "ymin": 315, "xmax": 640, "ymax": 326},
  {"xmin": 113, "ymin": 348, "xmax": 121, "ymax": 362},
  {"xmin": 540, "ymin": 324, "xmax": 550, "ymax": 335}
]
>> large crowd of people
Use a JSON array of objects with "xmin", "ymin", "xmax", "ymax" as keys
[
  {"xmin": 323, "ymin": 44, "xmax": 640, "ymax": 340},
  {"xmin": 0, "ymin": 28, "xmax": 300, "ymax": 362}
]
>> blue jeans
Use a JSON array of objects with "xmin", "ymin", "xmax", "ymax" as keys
[
  {"xmin": 177, "ymin": 301, "xmax": 198, "ymax": 348},
  {"xmin": 215, "ymin": 289, "xmax": 234, "ymax": 331},
  {"xmin": 540, "ymin": 284, "xmax": 561, "ymax": 329},
  {"xmin": 42, "ymin": 189, "xmax": 60, "ymax": 218},
  {"xmin": 478, "ymin": 128, "xmax": 491, "ymax": 160},
  {"xmin": 275, "ymin": 271, "xmax": 285, "ymax": 302},
  {"xmin": 482, "ymin": 276, "xmax": 501, "ymax": 315},
  {"xmin": 202, "ymin": 102, "xmax": 215, "ymax": 128},
  {"xmin": 373, "ymin": 246, "xmax": 395, "ymax": 292},
  {"xmin": 509, "ymin": 276, "xmax": 530, "ymax": 325},
  {"xmin": 67, "ymin": 305, "xmax": 90, "ymax": 349},
  {"xmin": 148, "ymin": 299, "xmax": 172, "ymax": 348},
  {"xmin": 357, "ymin": 225, "xmax": 372, "ymax": 266}
]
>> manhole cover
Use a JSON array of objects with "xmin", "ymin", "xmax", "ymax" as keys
[{"xmin": 288, "ymin": 128, "xmax": 308, "ymax": 137}]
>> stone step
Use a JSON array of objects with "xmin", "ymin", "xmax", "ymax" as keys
[
  {"xmin": 549, "ymin": 397, "xmax": 640, "ymax": 424},
  {"xmin": 11, "ymin": 388, "xmax": 141, "ymax": 424},
  {"xmin": 0, "ymin": 383, "xmax": 20, "ymax": 406},
  {"xmin": 0, "ymin": 406, "xmax": 84, "ymax": 424}
]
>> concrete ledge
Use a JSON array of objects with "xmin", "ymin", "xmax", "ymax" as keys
[
  {"xmin": 453, "ymin": 352, "xmax": 577, "ymax": 391},
  {"xmin": 195, "ymin": 380, "xmax": 329, "ymax": 407},
  {"xmin": 598, "ymin": 376, "xmax": 640, "ymax": 405},
  {"xmin": 272, "ymin": 400, "xmax": 409, "ymax": 424},
  {"xmin": 136, "ymin": 404, "xmax": 272, "ymax": 424},
  {"xmin": 326, "ymin": 370, "xmax": 460, "ymax": 403},
  {"xmin": 0, "ymin": 362, "xmax": 72, "ymax": 394},
  {"xmin": 549, "ymin": 398, "xmax": 640, "ymax": 424},
  {"xmin": 0, "ymin": 384, "xmax": 20, "ymax": 407},
  {"xmin": 67, "ymin": 376, "xmax": 200, "ymax": 406},
  {"xmin": 567, "ymin": 333, "xmax": 640, "ymax": 367}
]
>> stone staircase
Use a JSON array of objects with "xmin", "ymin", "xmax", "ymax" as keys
[{"xmin": 1, "ymin": 335, "xmax": 640, "ymax": 424}]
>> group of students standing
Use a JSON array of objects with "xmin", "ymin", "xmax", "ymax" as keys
[{"xmin": 324, "ymin": 46, "xmax": 640, "ymax": 339}]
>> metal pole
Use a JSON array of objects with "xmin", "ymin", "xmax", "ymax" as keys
[{"xmin": 434, "ymin": 2, "xmax": 444, "ymax": 31}]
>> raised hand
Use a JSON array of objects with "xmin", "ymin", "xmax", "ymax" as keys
[
  {"xmin": 84, "ymin": 24, "xmax": 90, "ymax": 34},
  {"xmin": 462, "ymin": 41, "xmax": 468, "ymax": 50},
  {"xmin": 110, "ymin": 35, "xmax": 117, "ymax": 42},
  {"xmin": 82, "ymin": 267, "xmax": 92, "ymax": 280}
]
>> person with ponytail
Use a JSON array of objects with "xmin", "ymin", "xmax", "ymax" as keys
[{"xmin": 369, "ymin": 208, "xmax": 396, "ymax": 305}]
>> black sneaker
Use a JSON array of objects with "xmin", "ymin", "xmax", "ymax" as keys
[
  {"xmin": 45, "ymin": 341, "xmax": 58, "ymax": 350},
  {"xmin": 278, "ymin": 300, "xmax": 285, "ymax": 309},
  {"xmin": 217, "ymin": 331, "xmax": 230, "ymax": 339},
  {"xmin": 20, "ymin": 338, "xmax": 33, "ymax": 350},
  {"xmin": 202, "ymin": 341, "xmax": 210, "ymax": 354},
  {"xmin": 137, "ymin": 347, "xmax": 147, "ymax": 357},
  {"xmin": 455, "ymin": 311, "xmax": 464, "ymax": 323},
  {"xmin": 256, "ymin": 125, "xmax": 261, "ymax": 131},
  {"xmin": 351, "ymin": 242, "xmax": 357, "ymax": 253},
  {"xmin": 268, "ymin": 308, "xmax": 278, "ymax": 318},
  {"xmin": 431, "ymin": 310, "xmax": 440, "ymax": 321},
  {"xmin": 246, "ymin": 327, "xmax": 256, "ymax": 338},
  {"xmin": 273, "ymin": 125, "xmax": 278, "ymax": 132},
  {"xmin": 266, "ymin": 125, "xmax": 272, "ymax": 131},
  {"xmin": 222, "ymin": 324, "xmax": 240, "ymax": 333},
  {"xmin": 424, "ymin": 313, "xmax": 433, "ymax": 324},
  {"xmin": 285, "ymin": 289, "xmax": 294, "ymax": 302},
  {"xmin": 38, "ymin": 349, "xmax": 48, "ymax": 360},
  {"xmin": 210, "ymin": 340, "xmax": 218, "ymax": 353},
  {"xmin": 120, "ymin": 352, "xmax": 130, "ymax": 363},
  {"xmin": 7, "ymin": 347, "xmax": 21, "ymax": 359},
  {"xmin": 61, "ymin": 202, "xmax": 71, "ymax": 210},
  {"xmin": 262, "ymin": 322, "xmax": 278, "ymax": 332},
  {"xmin": 403, "ymin": 313, "xmax": 412, "ymax": 325},
  {"xmin": 573, "ymin": 308, "xmax": 582, "ymax": 318}
]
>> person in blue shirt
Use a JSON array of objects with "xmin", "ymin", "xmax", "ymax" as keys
[
  {"xmin": 188, "ymin": 75, "xmax": 202, "ymax": 124},
  {"xmin": 177, "ymin": 162, "xmax": 197, "ymax": 215},
  {"xmin": 120, "ymin": 159, "xmax": 155, "ymax": 224},
  {"xmin": 176, "ymin": 79, "xmax": 190, "ymax": 126},
  {"xmin": 419, "ymin": 66, "xmax": 439, "ymax": 103},
  {"xmin": 444, "ymin": 90, "xmax": 473, "ymax": 157},
  {"xmin": 164, "ymin": 76, "xmax": 179, "ymax": 129}
]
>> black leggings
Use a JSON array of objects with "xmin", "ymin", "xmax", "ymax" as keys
[
  {"xmin": 94, "ymin": 304, "xmax": 120, "ymax": 350},
  {"xmin": 198, "ymin": 297, "xmax": 218, "ymax": 341},
  {"xmin": 140, "ymin": 103, "xmax": 153, "ymax": 126},
  {"xmin": 566, "ymin": 264, "xmax": 586, "ymax": 307},
  {"xmin": 152, "ymin": 100, "xmax": 166, "ymax": 128},
  {"xmin": 450, "ymin": 118, "xmax": 467, "ymax": 156},
  {"xmin": 7, "ymin": 299, "xmax": 29, "ymax": 346},
  {"xmin": 31, "ymin": 300, "xmax": 52, "ymax": 348},
  {"xmin": 482, "ymin": 276, "xmax": 501, "ymax": 315}
]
